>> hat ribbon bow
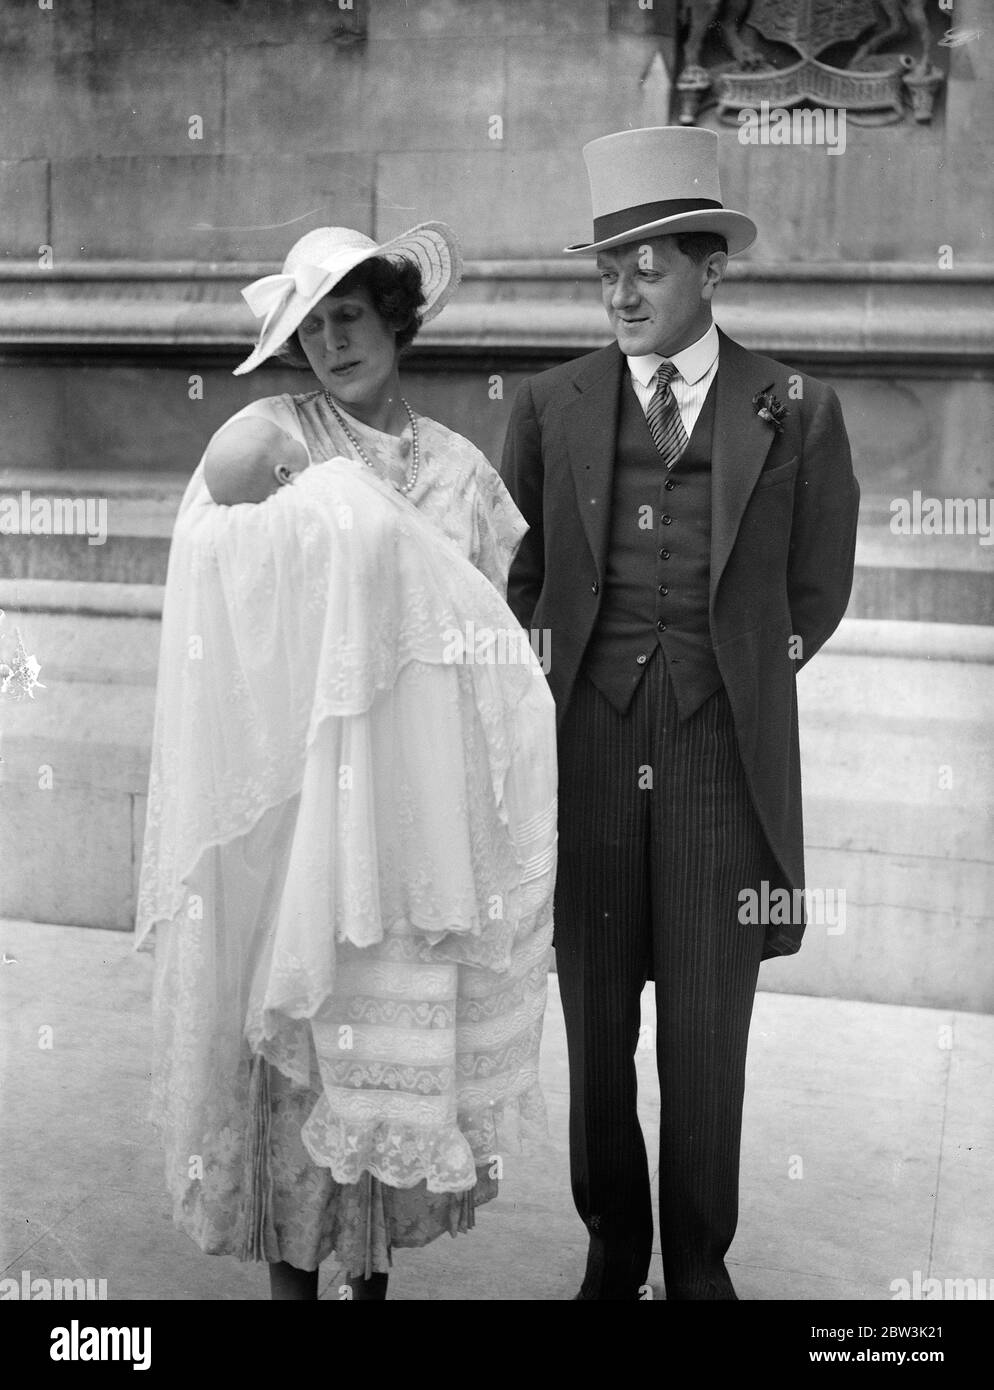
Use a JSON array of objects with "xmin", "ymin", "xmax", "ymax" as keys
[{"xmin": 241, "ymin": 262, "xmax": 332, "ymax": 320}]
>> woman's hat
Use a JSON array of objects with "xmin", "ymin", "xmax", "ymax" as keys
[
  {"xmin": 564, "ymin": 126, "xmax": 757, "ymax": 258},
  {"xmin": 233, "ymin": 221, "xmax": 462, "ymax": 375}
]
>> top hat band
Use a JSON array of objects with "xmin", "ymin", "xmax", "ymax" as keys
[{"xmin": 592, "ymin": 197, "xmax": 723, "ymax": 243}]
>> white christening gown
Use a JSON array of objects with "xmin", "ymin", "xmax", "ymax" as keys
[{"xmin": 135, "ymin": 392, "xmax": 557, "ymax": 1274}]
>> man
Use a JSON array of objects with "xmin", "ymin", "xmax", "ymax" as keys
[{"xmin": 501, "ymin": 126, "xmax": 859, "ymax": 1300}]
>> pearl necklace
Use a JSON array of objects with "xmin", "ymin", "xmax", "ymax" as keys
[{"xmin": 323, "ymin": 392, "xmax": 420, "ymax": 495}]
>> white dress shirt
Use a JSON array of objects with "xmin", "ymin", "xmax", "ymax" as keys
[{"xmin": 626, "ymin": 322, "xmax": 720, "ymax": 439}]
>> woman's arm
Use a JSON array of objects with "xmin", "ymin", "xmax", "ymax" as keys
[
  {"xmin": 470, "ymin": 455, "xmax": 528, "ymax": 598},
  {"xmin": 203, "ymin": 418, "xmax": 310, "ymax": 504}
]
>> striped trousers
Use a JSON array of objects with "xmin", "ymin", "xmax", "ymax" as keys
[{"xmin": 555, "ymin": 655, "xmax": 773, "ymax": 1300}]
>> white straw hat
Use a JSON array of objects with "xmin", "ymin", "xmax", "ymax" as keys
[
  {"xmin": 565, "ymin": 126, "xmax": 756, "ymax": 257},
  {"xmin": 233, "ymin": 221, "xmax": 462, "ymax": 375}
]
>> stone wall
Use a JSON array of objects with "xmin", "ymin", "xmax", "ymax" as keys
[
  {"xmin": 1, "ymin": 0, "xmax": 990, "ymax": 506},
  {"xmin": 0, "ymin": 0, "xmax": 990, "ymax": 264}
]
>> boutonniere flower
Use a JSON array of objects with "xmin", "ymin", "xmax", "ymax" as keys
[{"xmin": 752, "ymin": 384, "xmax": 788, "ymax": 435}]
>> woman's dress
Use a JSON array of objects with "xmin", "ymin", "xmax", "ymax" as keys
[{"xmin": 135, "ymin": 391, "xmax": 557, "ymax": 1276}]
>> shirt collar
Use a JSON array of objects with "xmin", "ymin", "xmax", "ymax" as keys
[{"xmin": 626, "ymin": 322, "xmax": 720, "ymax": 389}]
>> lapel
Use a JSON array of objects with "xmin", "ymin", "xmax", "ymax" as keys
[
  {"xmin": 560, "ymin": 343, "xmax": 625, "ymax": 575},
  {"xmin": 556, "ymin": 332, "xmax": 786, "ymax": 593},
  {"xmin": 709, "ymin": 328, "xmax": 783, "ymax": 602}
]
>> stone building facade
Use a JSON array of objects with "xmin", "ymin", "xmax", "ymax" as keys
[{"xmin": 0, "ymin": 0, "xmax": 991, "ymax": 1009}]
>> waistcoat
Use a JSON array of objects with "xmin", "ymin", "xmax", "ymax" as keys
[{"xmin": 582, "ymin": 374, "xmax": 721, "ymax": 719}]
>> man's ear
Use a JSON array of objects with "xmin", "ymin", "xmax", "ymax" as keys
[{"xmin": 701, "ymin": 251, "xmax": 728, "ymax": 302}]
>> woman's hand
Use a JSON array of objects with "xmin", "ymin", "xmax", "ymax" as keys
[{"xmin": 204, "ymin": 419, "xmax": 310, "ymax": 504}]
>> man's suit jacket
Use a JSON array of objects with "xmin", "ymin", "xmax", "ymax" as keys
[{"xmin": 500, "ymin": 329, "xmax": 860, "ymax": 958}]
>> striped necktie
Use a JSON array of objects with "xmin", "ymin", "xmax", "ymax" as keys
[{"xmin": 645, "ymin": 361, "xmax": 688, "ymax": 470}]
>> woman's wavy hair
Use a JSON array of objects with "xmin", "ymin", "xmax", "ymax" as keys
[{"xmin": 273, "ymin": 256, "xmax": 427, "ymax": 370}]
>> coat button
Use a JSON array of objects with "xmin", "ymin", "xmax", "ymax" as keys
[
  {"xmin": 664, "ymin": 479, "xmax": 676, "ymax": 491},
  {"xmin": 661, "ymin": 515, "xmax": 672, "ymax": 525},
  {"xmin": 656, "ymin": 619, "xmax": 667, "ymax": 632},
  {"xmin": 635, "ymin": 653, "xmax": 648, "ymax": 665},
  {"xmin": 591, "ymin": 580, "xmax": 599, "ymax": 594},
  {"xmin": 658, "ymin": 585, "xmax": 668, "ymax": 596},
  {"xmin": 659, "ymin": 549, "xmax": 670, "ymax": 560}
]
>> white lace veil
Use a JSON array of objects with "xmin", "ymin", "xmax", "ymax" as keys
[{"xmin": 136, "ymin": 455, "xmax": 557, "ymax": 1212}]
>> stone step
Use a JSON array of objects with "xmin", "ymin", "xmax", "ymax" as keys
[
  {"xmin": 0, "ymin": 470, "xmax": 185, "ymax": 585},
  {"xmin": 14, "ymin": 534, "xmax": 987, "ymax": 622},
  {"xmin": 1, "ymin": 594, "xmax": 991, "ymax": 1009},
  {"xmin": 3, "ymin": 476, "xmax": 992, "ymax": 622}
]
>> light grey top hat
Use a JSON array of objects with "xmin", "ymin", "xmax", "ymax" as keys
[{"xmin": 565, "ymin": 126, "xmax": 757, "ymax": 257}]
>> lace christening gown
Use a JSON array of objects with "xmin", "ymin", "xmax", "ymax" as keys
[{"xmin": 136, "ymin": 392, "xmax": 557, "ymax": 1276}]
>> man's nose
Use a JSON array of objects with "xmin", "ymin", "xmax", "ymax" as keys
[
  {"xmin": 611, "ymin": 277, "xmax": 639, "ymax": 310},
  {"xmin": 325, "ymin": 320, "xmax": 345, "ymax": 351}
]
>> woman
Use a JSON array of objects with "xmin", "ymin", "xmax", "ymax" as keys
[{"xmin": 136, "ymin": 223, "xmax": 557, "ymax": 1300}]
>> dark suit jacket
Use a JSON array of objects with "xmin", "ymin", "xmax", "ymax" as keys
[{"xmin": 500, "ymin": 329, "xmax": 860, "ymax": 958}]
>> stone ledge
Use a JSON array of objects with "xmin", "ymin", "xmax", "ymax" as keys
[
  {"xmin": 0, "ymin": 579, "xmax": 163, "ymax": 619},
  {"xmin": 4, "ymin": 482, "xmax": 991, "ymax": 622},
  {"xmin": 2, "ymin": 578, "xmax": 992, "ymax": 663},
  {"xmin": 1, "ymin": 261, "xmax": 992, "ymax": 362},
  {"xmin": 821, "ymin": 620, "xmax": 994, "ymax": 664}
]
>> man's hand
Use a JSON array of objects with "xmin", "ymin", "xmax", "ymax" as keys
[{"xmin": 204, "ymin": 419, "xmax": 309, "ymax": 504}]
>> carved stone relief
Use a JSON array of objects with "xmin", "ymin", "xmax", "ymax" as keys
[{"xmin": 674, "ymin": 0, "xmax": 946, "ymax": 126}]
